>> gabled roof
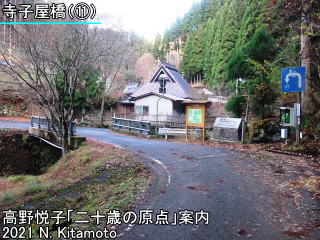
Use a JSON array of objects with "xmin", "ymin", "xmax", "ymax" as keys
[
  {"xmin": 123, "ymin": 82, "xmax": 140, "ymax": 95},
  {"xmin": 131, "ymin": 62, "xmax": 197, "ymax": 100},
  {"xmin": 133, "ymin": 92, "xmax": 187, "ymax": 101}
]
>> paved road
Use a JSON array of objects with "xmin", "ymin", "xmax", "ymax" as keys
[{"xmin": 1, "ymin": 120, "xmax": 319, "ymax": 240}]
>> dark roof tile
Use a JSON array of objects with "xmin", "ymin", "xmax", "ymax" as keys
[{"xmin": 131, "ymin": 63, "xmax": 197, "ymax": 100}]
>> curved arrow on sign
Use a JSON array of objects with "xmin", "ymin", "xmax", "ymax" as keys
[{"xmin": 285, "ymin": 70, "xmax": 302, "ymax": 88}]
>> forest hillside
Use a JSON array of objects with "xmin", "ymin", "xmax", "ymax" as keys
[{"xmin": 154, "ymin": 0, "xmax": 320, "ymax": 152}]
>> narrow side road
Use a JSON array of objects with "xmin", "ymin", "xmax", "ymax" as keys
[{"xmin": 1, "ymin": 120, "xmax": 319, "ymax": 240}]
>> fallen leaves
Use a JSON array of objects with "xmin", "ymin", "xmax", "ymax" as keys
[
  {"xmin": 282, "ymin": 224, "xmax": 313, "ymax": 238},
  {"xmin": 178, "ymin": 154, "xmax": 195, "ymax": 161},
  {"xmin": 0, "ymin": 116, "xmax": 29, "ymax": 122},
  {"xmin": 217, "ymin": 180, "xmax": 225, "ymax": 185},
  {"xmin": 282, "ymin": 230, "xmax": 307, "ymax": 238},
  {"xmin": 187, "ymin": 185, "xmax": 209, "ymax": 191},
  {"xmin": 271, "ymin": 165, "xmax": 286, "ymax": 174},
  {"xmin": 294, "ymin": 176, "xmax": 320, "ymax": 193},
  {"xmin": 237, "ymin": 228, "xmax": 247, "ymax": 235},
  {"xmin": 237, "ymin": 228, "xmax": 252, "ymax": 238}
]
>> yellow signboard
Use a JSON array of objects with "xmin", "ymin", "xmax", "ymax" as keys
[
  {"xmin": 186, "ymin": 105, "xmax": 206, "ymax": 141},
  {"xmin": 186, "ymin": 105, "xmax": 205, "ymax": 127}
]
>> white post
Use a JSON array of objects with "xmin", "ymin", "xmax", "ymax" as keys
[{"xmin": 156, "ymin": 95, "xmax": 164, "ymax": 134}]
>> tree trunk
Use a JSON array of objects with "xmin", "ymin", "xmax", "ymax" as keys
[
  {"xmin": 300, "ymin": 1, "xmax": 314, "ymax": 111},
  {"xmin": 61, "ymin": 122, "xmax": 69, "ymax": 156},
  {"xmin": 301, "ymin": 30, "xmax": 312, "ymax": 111},
  {"xmin": 99, "ymin": 94, "xmax": 106, "ymax": 124}
]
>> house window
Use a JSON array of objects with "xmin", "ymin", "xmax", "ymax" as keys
[
  {"xmin": 173, "ymin": 102, "xmax": 185, "ymax": 114},
  {"xmin": 143, "ymin": 106, "xmax": 149, "ymax": 115},
  {"xmin": 135, "ymin": 106, "xmax": 149, "ymax": 116}
]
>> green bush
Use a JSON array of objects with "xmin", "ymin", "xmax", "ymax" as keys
[
  {"xmin": 23, "ymin": 183, "xmax": 47, "ymax": 196},
  {"xmin": 225, "ymin": 95, "xmax": 247, "ymax": 118},
  {"xmin": 247, "ymin": 118, "xmax": 281, "ymax": 143},
  {"xmin": 95, "ymin": 123, "xmax": 108, "ymax": 128},
  {"xmin": 8, "ymin": 175, "xmax": 40, "ymax": 184},
  {"xmin": 0, "ymin": 192, "xmax": 15, "ymax": 202}
]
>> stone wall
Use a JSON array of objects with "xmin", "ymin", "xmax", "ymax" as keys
[
  {"xmin": 212, "ymin": 127, "xmax": 241, "ymax": 142},
  {"xmin": 0, "ymin": 130, "xmax": 61, "ymax": 176}
]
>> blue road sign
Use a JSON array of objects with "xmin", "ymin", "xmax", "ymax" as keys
[{"xmin": 281, "ymin": 67, "xmax": 306, "ymax": 92}]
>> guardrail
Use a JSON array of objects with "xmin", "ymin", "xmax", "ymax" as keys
[
  {"xmin": 158, "ymin": 128, "xmax": 185, "ymax": 139},
  {"xmin": 112, "ymin": 117, "xmax": 151, "ymax": 135},
  {"xmin": 158, "ymin": 128, "xmax": 202, "ymax": 139},
  {"xmin": 31, "ymin": 116, "xmax": 51, "ymax": 130},
  {"xmin": 31, "ymin": 116, "xmax": 76, "ymax": 136}
]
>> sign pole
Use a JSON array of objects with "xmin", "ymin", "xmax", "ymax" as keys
[
  {"xmin": 296, "ymin": 92, "xmax": 302, "ymax": 145},
  {"xmin": 186, "ymin": 125, "xmax": 188, "ymax": 141},
  {"xmin": 186, "ymin": 107, "xmax": 188, "ymax": 141},
  {"xmin": 281, "ymin": 66, "xmax": 306, "ymax": 146},
  {"xmin": 202, "ymin": 106, "xmax": 205, "ymax": 141}
]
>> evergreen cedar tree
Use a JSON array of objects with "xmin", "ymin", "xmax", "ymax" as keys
[{"xmin": 156, "ymin": 0, "xmax": 320, "ymax": 115}]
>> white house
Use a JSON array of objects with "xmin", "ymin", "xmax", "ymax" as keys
[{"xmin": 131, "ymin": 63, "xmax": 198, "ymax": 122}]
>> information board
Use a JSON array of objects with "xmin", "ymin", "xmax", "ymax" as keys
[
  {"xmin": 186, "ymin": 106, "xmax": 205, "ymax": 127},
  {"xmin": 213, "ymin": 118, "xmax": 242, "ymax": 129},
  {"xmin": 188, "ymin": 109, "xmax": 203, "ymax": 125},
  {"xmin": 212, "ymin": 118, "xmax": 242, "ymax": 142},
  {"xmin": 186, "ymin": 105, "xmax": 206, "ymax": 141}
]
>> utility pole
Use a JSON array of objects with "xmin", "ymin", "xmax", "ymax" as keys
[
  {"xmin": 156, "ymin": 93, "xmax": 165, "ymax": 134},
  {"xmin": 156, "ymin": 74, "xmax": 167, "ymax": 135}
]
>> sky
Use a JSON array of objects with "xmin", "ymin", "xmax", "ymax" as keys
[{"xmin": 66, "ymin": 0, "xmax": 201, "ymax": 40}]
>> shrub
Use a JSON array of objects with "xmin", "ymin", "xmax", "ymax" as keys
[
  {"xmin": 8, "ymin": 175, "xmax": 40, "ymax": 184},
  {"xmin": 0, "ymin": 192, "xmax": 15, "ymax": 202},
  {"xmin": 95, "ymin": 123, "xmax": 108, "ymax": 128},
  {"xmin": 80, "ymin": 154, "xmax": 91, "ymax": 164},
  {"xmin": 23, "ymin": 183, "xmax": 47, "ymax": 195},
  {"xmin": 225, "ymin": 95, "xmax": 247, "ymax": 118},
  {"xmin": 247, "ymin": 118, "xmax": 281, "ymax": 143}
]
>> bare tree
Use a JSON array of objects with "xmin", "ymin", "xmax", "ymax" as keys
[
  {"xmin": 0, "ymin": 24, "xmax": 101, "ymax": 154},
  {"xmin": 97, "ymin": 30, "xmax": 140, "ymax": 123}
]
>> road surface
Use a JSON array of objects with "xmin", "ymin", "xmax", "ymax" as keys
[{"xmin": 1, "ymin": 120, "xmax": 319, "ymax": 240}]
